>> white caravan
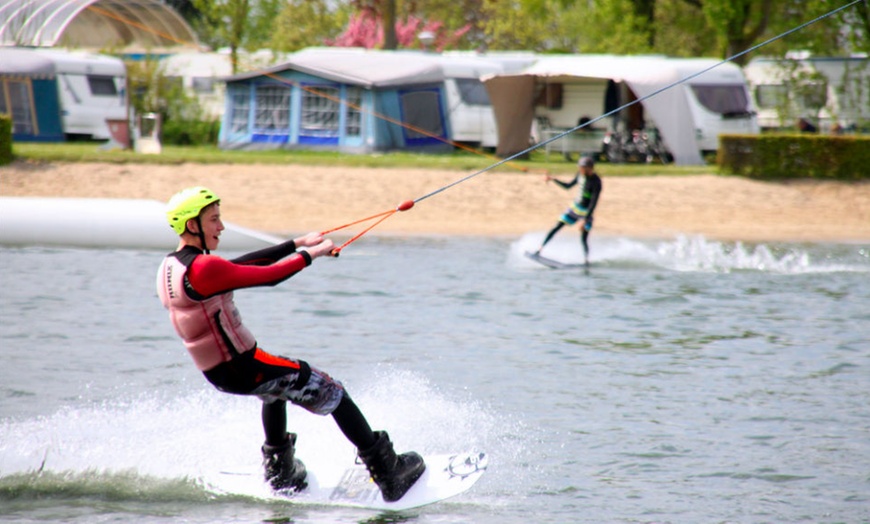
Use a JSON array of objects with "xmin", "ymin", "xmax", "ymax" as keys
[
  {"xmin": 744, "ymin": 53, "xmax": 870, "ymax": 132},
  {"xmin": 33, "ymin": 49, "xmax": 127, "ymax": 140}
]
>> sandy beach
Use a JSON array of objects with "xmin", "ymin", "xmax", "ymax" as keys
[{"xmin": 2, "ymin": 160, "xmax": 869, "ymax": 242}]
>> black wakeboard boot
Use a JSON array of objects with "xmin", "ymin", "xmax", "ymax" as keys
[
  {"xmin": 261, "ymin": 432, "xmax": 307, "ymax": 492},
  {"xmin": 358, "ymin": 431, "xmax": 425, "ymax": 502}
]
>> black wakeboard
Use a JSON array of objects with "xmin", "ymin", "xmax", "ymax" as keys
[{"xmin": 524, "ymin": 251, "xmax": 587, "ymax": 269}]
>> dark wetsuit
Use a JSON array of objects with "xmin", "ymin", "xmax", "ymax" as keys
[{"xmin": 539, "ymin": 172, "xmax": 603, "ymax": 260}]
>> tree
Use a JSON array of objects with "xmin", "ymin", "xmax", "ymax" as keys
[
  {"xmin": 570, "ymin": 0, "xmax": 655, "ymax": 54},
  {"xmin": 269, "ymin": 0, "xmax": 350, "ymax": 52},
  {"xmin": 191, "ymin": 0, "xmax": 283, "ymax": 73},
  {"xmin": 759, "ymin": 1, "xmax": 869, "ymax": 57},
  {"xmin": 257, "ymin": 0, "xmax": 865, "ymax": 59},
  {"xmin": 681, "ymin": 0, "xmax": 773, "ymax": 65},
  {"xmin": 853, "ymin": 0, "xmax": 870, "ymax": 53},
  {"xmin": 631, "ymin": 0, "xmax": 657, "ymax": 47},
  {"xmin": 327, "ymin": 0, "xmax": 473, "ymax": 50},
  {"xmin": 480, "ymin": 0, "xmax": 558, "ymax": 51},
  {"xmin": 383, "ymin": 0, "xmax": 398, "ymax": 49},
  {"xmin": 652, "ymin": 0, "xmax": 717, "ymax": 57}
]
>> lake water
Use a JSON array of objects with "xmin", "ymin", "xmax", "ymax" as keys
[{"xmin": 1, "ymin": 233, "xmax": 869, "ymax": 523}]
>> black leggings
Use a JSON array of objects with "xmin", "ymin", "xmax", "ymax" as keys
[
  {"xmin": 541, "ymin": 222, "xmax": 591, "ymax": 257},
  {"xmin": 262, "ymin": 394, "xmax": 376, "ymax": 450}
]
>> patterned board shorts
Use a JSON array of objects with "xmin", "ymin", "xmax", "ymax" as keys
[
  {"xmin": 560, "ymin": 202, "xmax": 592, "ymax": 230},
  {"xmin": 251, "ymin": 360, "xmax": 345, "ymax": 416}
]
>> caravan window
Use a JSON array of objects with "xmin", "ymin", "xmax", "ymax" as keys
[
  {"xmin": 87, "ymin": 75, "xmax": 118, "ymax": 96},
  {"xmin": 1, "ymin": 79, "xmax": 36, "ymax": 135},
  {"xmin": 797, "ymin": 82, "xmax": 827, "ymax": 110},
  {"xmin": 755, "ymin": 84, "xmax": 788, "ymax": 109},
  {"xmin": 192, "ymin": 77, "xmax": 215, "ymax": 94},
  {"xmin": 455, "ymin": 78, "xmax": 491, "ymax": 106},
  {"xmin": 690, "ymin": 84, "xmax": 750, "ymax": 116},
  {"xmin": 255, "ymin": 85, "xmax": 291, "ymax": 131},
  {"xmin": 301, "ymin": 85, "xmax": 340, "ymax": 136}
]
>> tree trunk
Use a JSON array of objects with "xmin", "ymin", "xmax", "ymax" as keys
[{"xmin": 382, "ymin": 0, "xmax": 397, "ymax": 49}]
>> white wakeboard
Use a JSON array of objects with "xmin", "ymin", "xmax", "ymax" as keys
[{"xmin": 217, "ymin": 451, "xmax": 487, "ymax": 511}]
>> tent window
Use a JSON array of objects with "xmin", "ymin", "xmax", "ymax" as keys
[
  {"xmin": 755, "ymin": 84, "xmax": 787, "ymax": 109},
  {"xmin": 345, "ymin": 87, "xmax": 362, "ymax": 136},
  {"xmin": 400, "ymin": 90, "xmax": 444, "ymax": 139},
  {"xmin": 254, "ymin": 85, "xmax": 291, "ymax": 131},
  {"xmin": 229, "ymin": 88, "xmax": 250, "ymax": 134},
  {"xmin": 690, "ymin": 84, "xmax": 750, "ymax": 116},
  {"xmin": 301, "ymin": 85, "xmax": 340, "ymax": 137},
  {"xmin": 1, "ymin": 79, "xmax": 36, "ymax": 135},
  {"xmin": 87, "ymin": 75, "xmax": 117, "ymax": 96},
  {"xmin": 456, "ymin": 78, "xmax": 490, "ymax": 106}
]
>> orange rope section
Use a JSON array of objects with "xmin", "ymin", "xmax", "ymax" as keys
[{"xmin": 323, "ymin": 200, "xmax": 415, "ymax": 256}]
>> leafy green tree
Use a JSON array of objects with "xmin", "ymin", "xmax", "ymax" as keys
[
  {"xmin": 480, "ymin": 0, "xmax": 563, "ymax": 51},
  {"xmin": 478, "ymin": 0, "xmax": 664, "ymax": 54},
  {"xmin": 853, "ymin": 0, "xmax": 870, "ymax": 53},
  {"xmin": 269, "ymin": 0, "xmax": 350, "ymax": 52},
  {"xmin": 191, "ymin": 0, "xmax": 283, "ymax": 72},
  {"xmin": 570, "ymin": 0, "xmax": 655, "ymax": 54},
  {"xmin": 757, "ymin": 1, "xmax": 868, "ymax": 57},
  {"xmin": 652, "ymin": 0, "xmax": 717, "ymax": 57},
  {"xmin": 255, "ymin": 0, "xmax": 864, "ymax": 60},
  {"xmin": 681, "ymin": 0, "xmax": 773, "ymax": 65},
  {"xmin": 631, "ymin": 0, "xmax": 657, "ymax": 47}
]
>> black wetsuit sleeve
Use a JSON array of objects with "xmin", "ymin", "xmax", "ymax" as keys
[
  {"xmin": 230, "ymin": 239, "xmax": 298, "ymax": 266},
  {"xmin": 552, "ymin": 175, "xmax": 579, "ymax": 190}
]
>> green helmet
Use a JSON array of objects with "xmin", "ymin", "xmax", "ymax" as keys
[{"xmin": 166, "ymin": 186, "xmax": 220, "ymax": 235}]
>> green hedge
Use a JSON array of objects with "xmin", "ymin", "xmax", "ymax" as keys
[
  {"xmin": 161, "ymin": 119, "xmax": 221, "ymax": 146},
  {"xmin": 718, "ymin": 133, "xmax": 870, "ymax": 181},
  {"xmin": 0, "ymin": 115, "xmax": 12, "ymax": 166}
]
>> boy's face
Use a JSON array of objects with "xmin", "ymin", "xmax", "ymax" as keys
[{"xmin": 189, "ymin": 203, "xmax": 224, "ymax": 251}]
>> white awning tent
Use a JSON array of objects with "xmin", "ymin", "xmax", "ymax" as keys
[
  {"xmin": 484, "ymin": 55, "xmax": 751, "ymax": 165},
  {"xmin": 0, "ymin": 0, "xmax": 198, "ymax": 50}
]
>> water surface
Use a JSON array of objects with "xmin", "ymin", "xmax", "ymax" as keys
[{"xmin": 1, "ymin": 235, "xmax": 868, "ymax": 523}]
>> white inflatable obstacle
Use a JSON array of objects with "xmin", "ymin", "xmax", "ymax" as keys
[{"xmin": 0, "ymin": 197, "xmax": 284, "ymax": 250}]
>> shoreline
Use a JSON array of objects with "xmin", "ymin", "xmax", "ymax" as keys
[{"xmin": 2, "ymin": 160, "xmax": 869, "ymax": 242}]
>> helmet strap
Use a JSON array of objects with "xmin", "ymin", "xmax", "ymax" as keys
[{"xmin": 196, "ymin": 216, "xmax": 210, "ymax": 254}]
